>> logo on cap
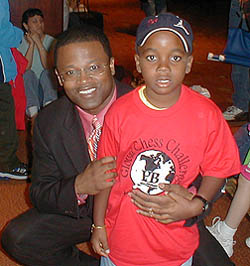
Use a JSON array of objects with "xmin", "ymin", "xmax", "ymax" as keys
[{"xmin": 174, "ymin": 19, "xmax": 190, "ymax": 36}]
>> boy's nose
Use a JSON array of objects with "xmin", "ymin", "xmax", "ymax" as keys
[{"xmin": 157, "ymin": 60, "xmax": 170, "ymax": 72}]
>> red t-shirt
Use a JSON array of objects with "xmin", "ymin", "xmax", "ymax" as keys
[{"xmin": 98, "ymin": 85, "xmax": 240, "ymax": 266}]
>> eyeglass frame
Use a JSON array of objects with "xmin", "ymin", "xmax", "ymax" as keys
[{"xmin": 58, "ymin": 62, "xmax": 110, "ymax": 82}]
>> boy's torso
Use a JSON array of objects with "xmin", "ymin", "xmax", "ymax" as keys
[{"xmin": 99, "ymin": 85, "xmax": 240, "ymax": 266}]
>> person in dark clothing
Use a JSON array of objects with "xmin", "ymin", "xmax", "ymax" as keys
[
  {"xmin": 1, "ymin": 25, "xmax": 132, "ymax": 266},
  {"xmin": 0, "ymin": 0, "xmax": 28, "ymax": 180}
]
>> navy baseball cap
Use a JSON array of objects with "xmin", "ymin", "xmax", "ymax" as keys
[{"xmin": 136, "ymin": 13, "xmax": 193, "ymax": 53}]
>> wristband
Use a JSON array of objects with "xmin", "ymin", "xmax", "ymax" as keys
[
  {"xmin": 91, "ymin": 224, "xmax": 106, "ymax": 233},
  {"xmin": 193, "ymin": 194, "xmax": 211, "ymax": 213}
]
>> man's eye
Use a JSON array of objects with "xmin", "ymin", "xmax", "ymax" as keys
[
  {"xmin": 66, "ymin": 70, "xmax": 77, "ymax": 76},
  {"xmin": 89, "ymin": 64, "xmax": 100, "ymax": 72},
  {"xmin": 146, "ymin": 55, "xmax": 156, "ymax": 62}
]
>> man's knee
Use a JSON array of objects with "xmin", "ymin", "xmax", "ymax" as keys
[{"xmin": 1, "ymin": 218, "xmax": 30, "ymax": 259}]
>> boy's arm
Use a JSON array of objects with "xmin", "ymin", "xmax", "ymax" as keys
[
  {"xmin": 91, "ymin": 187, "xmax": 112, "ymax": 257},
  {"xmin": 189, "ymin": 176, "xmax": 225, "ymax": 220},
  {"xmin": 24, "ymin": 35, "xmax": 35, "ymax": 70}
]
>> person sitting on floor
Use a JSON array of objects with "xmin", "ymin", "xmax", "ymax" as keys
[
  {"xmin": 18, "ymin": 8, "xmax": 58, "ymax": 120},
  {"xmin": 207, "ymin": 123, "xmax": 250, "ymax": 256}
]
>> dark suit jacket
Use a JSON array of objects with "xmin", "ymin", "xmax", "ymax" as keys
[{"xmin": 30, "ymin": 79, "xmax": 132, "ymax": 218}]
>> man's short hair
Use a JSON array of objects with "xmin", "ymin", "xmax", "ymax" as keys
[
  {"xmin": 54, "ymin": 25, "xmax": 112, "ymax": 65},
  {"xmin": 22, "ymin": 8, "xmax": 44, "ymax": 32}
]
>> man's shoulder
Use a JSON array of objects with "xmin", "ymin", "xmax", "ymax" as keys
[
  {"xmin": 37, "ymin": 96, "xmax": 73, "ymax": 124},
  {"xmin": 115, "ymin": 79, "xmax": 133, "ymax": 98}
]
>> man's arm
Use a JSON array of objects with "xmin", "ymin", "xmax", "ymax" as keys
[
  {"xmin": 30, "ymin": 113, "xmax": 116, "ymax": 217},
  {"xmin": 129, "ymin": 176, "xmax": 225, "ymax": 224},
  {"xmin": 30, "ymin": 116, "xmax": 80, "ymax": 216}
]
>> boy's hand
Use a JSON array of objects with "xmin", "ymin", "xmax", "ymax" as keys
[
  {"xmin": 129, "ymin": 184, "xmax": 200, "ymax": 224},
  {"xmin": 30, "ymin": 32, "xmax": 42, "ymax": 45},
  {"xmin": 91, "ymin": 227, "xmax": 110, "ymax": 257},
  {"xmin": 25, "ymin": 32, "xmax": 34, "ymax": 45},
  {"xmin": 75, "ymin": 156, "xmax": 117, "ymax": 195}
]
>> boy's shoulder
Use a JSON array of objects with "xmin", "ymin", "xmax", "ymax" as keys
[
  {"xmin": 114, "ymin": 87, "xmax": 136, "ymax": 106},
  {"xmin": 183, "ymin": 85, "xmax": 218, "ymax": 109}
]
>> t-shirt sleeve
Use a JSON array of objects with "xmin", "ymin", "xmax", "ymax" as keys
[
  {"xmin": 44, "ymin": 35, "xmax": 55, "ymax": 51},
  {"xmin": 97, "ymin": 111, "xmax": 119, "ymax": 160},
  {"xmin": 200, "ymin": 109, "xmax": 241, "ymax": 178}
]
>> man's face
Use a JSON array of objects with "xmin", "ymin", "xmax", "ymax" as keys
[
  {"xmin": 55, "ymin": 41, "xmax": 115, "ymax": 114},
  {"xmin": 135, "ymin": 31, "xmax": 193, "ymax": 108}
]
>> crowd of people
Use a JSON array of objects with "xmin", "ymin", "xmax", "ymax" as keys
[{"xmin": 0, "ymin": 0, "xmax": 249, "ymax": 265}]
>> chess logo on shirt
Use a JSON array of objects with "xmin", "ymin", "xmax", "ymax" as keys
[{"xmin": 131, "ymin": 150, "xmax": 175, "ymax": 195}]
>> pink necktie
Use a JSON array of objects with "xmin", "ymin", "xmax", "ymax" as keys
[
  {"xmin": 77, "ymin": 116, "xmax": 102, "ymax": 205},
  {"xmin": 87, "ymin": 115, "xmax": 102, "ymax": 161}
]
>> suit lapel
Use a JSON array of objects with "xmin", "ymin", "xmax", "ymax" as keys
[{"xmin": 62, "ymin": 100, "xmax": 90, "ymax": 173}]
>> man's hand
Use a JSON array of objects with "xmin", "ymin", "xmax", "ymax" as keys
[
  {"xmin": 75, "ymin": 156, "xmax": 117, "ymax": 195},
  {"xmin": 129, "ymin": 184, "xmax": 202, "ymax": 224}
]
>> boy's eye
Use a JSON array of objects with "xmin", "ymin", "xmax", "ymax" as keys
[
  {"xmin": 171, "ymin": 55, "xmax": 181, "ymax": 62},
  {"xmin": 146, "ymin": 55, "xmax": 157, "ymax": 62}
]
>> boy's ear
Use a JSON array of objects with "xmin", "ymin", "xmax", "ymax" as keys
[
  {"xmin": 134, "ymin": 54, "xmax": 142, "ymax": 73},
  {"xmin": 55, "ymin": 69, "xmax": 63, "ymax": 87},
  {"xmin": 109, "ymin": 57, "xmax": 115, "ymax": 76},
  {"xmin": 185, "ymin": 55, "xmax": 193, "ymax": 74},
  {"xmin": 23, "ymin": 22, "xmax": 29, "ymax": 32}
]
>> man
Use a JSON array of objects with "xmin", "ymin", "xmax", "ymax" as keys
[
  {"xmin": 1, "ymin": 26, "xmax": 131, "ymax": 265},
  {"xmin": 0, "ymin": 0, "xmax": 28, "ymax": 180}
]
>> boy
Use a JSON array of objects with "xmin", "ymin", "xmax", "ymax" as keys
[
  {"xmin": 18, "ymin": 8, "xmax": 57, "ymax": 120},
  {"xmin": 91, "ymin": 13, "xmax": 240, "ymax": 266}
]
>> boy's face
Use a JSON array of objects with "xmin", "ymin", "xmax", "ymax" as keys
[
  {"xmin": 23, "ymin": 15, "xmax": 44, "ymax": 35},
  {"xmin": 135, "ymin": 31, "xmax": 193, "ymax": 108},
  {"xmin": 55, "ymin": 41, "xmax": 115, "ymax": 115}
]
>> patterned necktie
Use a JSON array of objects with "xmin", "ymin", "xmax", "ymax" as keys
[{"xmin": 87, "ymin": 115, "xmax": 102, "ymax": 161}]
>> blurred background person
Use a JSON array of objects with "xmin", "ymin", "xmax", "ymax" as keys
[
  {"xmin": 18, "ymin": 8, "xmax": 58, "ymax": 122},
  {"xmin": 0, "ymin": 0, "xmax": 28, "ymax": 180}
]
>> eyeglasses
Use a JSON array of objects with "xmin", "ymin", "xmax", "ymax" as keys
[{"xmin": 59, "ymin": 63, "xmax": 109, "ymax": 81}]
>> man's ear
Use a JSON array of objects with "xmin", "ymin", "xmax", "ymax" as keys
[
  {"xmin": 134, "ymin": 54, "xmax": 142, "ymax": 73},
  {"xmin": 109, "ymin": 57, "xmax": 115, "ymax": 76},
  {"xmin": 55, "ymin": 69, "xmax": 63, "ymax": 87},
  {"xmin": 185, "ymin": 55, "xmax": 193, "ymax": 74}
]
